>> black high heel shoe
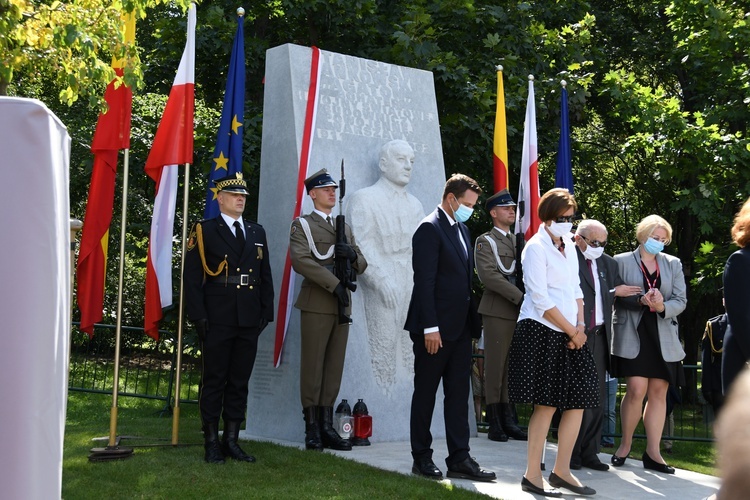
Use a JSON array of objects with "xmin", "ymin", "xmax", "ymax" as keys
[
  {"xmin": 611, "ymin": 454, "xmax": 627, "ymax": 467},
  {"xmin": 642, "ymin": 452, "xmax": 675, "ymax": 474}
]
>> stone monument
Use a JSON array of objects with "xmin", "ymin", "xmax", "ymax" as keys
[
  {"xmin": 250, "ymin": 44, "xmax": 449, "ymax": 443},
  {"xmin": 346, "ymin": 140, "xmax": 425, "ymax": 394}
]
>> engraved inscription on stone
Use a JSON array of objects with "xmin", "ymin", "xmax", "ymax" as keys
[{"xmin": 313, "ymin": 53, "xmax": 437, "ymax": 151}]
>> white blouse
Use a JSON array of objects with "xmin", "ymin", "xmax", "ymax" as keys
[{"xmin": 518, "ymin": 223, "xmax": 583, "ymax": 332}]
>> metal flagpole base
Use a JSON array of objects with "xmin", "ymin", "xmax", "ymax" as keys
[{"xmin": 88, "ymin": 446, "xmax": 134, "ymax": 462}]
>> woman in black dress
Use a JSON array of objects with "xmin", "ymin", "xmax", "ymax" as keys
[{"xmin": 611, "ymin": 215, "xmax": 687, "ymax": 474}]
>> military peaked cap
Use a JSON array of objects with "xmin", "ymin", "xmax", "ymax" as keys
[{"xmin": 304, "ymin": 168, "xmax": 338, "ymax": 193}]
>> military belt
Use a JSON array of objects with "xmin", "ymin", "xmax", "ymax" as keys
[{"xmin": 207, "ymin": 274, "xmax": 260, "ymax": 286}]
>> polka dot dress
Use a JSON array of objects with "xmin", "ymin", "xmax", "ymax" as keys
[{"xmin": 508, "ymin": 318, "xmax": 599, "ymax": 410}]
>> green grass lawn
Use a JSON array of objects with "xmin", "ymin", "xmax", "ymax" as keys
[{"xmin": 63, "ymin": 392, "xmax": 489, "ymax": 499}]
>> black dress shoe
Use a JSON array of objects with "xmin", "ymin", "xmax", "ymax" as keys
[
  {"xmin": 446, "ymin": 457, "xmax": 496, "ymax": 482},
  {"xmin": 582, "ymin": 458, "xmax": 610, "ymax": 471},
  {"xmin": 611, "ymin": 454, "xmax": 627, "ymax": 466},
  {"xmin": 548, "ymin": 472, "xmax": 596, "ymax": 496},
  {"xmin": 521, "ymin": 476, "xmax": 562, "ymax": 497},
  {"xmin": 412, "ymin": 458, "xmax": 443, "ymax": 479},
  {"xmin": 642, "ymin": 452, "xmax": 675, "ymax": 474}
]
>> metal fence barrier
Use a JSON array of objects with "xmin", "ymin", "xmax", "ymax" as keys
[
  {"xmin": 68, "ymin": 325, "xmax": 715, "ymax": 442},
  {"xmin": 69, "ymin": 323, "xmax": 200, "ymax": 412}
]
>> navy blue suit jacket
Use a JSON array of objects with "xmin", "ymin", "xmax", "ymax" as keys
[{"xmin": 404, "ymin": 207, "xmax": 481, "ymax": 341}]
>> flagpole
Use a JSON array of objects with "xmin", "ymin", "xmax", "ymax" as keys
[
  {"xmin": 172, "ymin": 161, "xmax": 191, "ymax": 445},
  {"xmin": 90, "ymin": 149, "xmax": 134, "ymax": 460}
]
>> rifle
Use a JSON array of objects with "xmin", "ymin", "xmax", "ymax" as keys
[
  {"xmin": 514, "ymin": 199, "xmax": 526, "ymax": 294},
  {"xmin": 334, "ymin": 159, "xmax": 357, "ymax": 325}
]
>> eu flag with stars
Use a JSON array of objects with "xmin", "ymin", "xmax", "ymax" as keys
[
  {"xmin": 204, "ymin": 14, "xmax": 245, "ymax": 218},
  {"xmin": 555, "ymin": 83, "xmax": 574, "ymax": 194}
]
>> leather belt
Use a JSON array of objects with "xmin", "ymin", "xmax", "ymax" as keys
[{"xmin": 207, "ymin": 274, "xmax": 260, "ymax": 286}]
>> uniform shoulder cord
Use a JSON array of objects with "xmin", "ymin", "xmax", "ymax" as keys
[
  {"xmin": 702, "ymin": 320, "xmax": 723, "ymax": 355},
  {"xmin": 193, "ymin": 223, "xmax": 229, "ymax": 279}
]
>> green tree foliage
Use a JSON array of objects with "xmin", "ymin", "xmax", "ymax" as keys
[
  {"xmin": 583, "ymin": 1, "xmax": 750, "ymax": 379},
  {"xmin": 7, "ymin": 1, "xmax": 749, "ymax": 376},
  {"xmin": 0, "ymin": 0, "xmax": 191, "ymax": 105}
]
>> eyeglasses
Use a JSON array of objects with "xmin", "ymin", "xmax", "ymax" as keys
[
  {"xmin": 581, "ymin": 235, "xmax": 607, "ymax": 248},
  {"xmin": 650, "ymin": 236, "xmax": 669, "ymax": 244},
  {"xmin": 555, "ymin": 216, "xmax": 575, "ymax": 223}
]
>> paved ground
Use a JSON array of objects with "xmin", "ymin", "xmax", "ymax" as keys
[{"xmin": 252, "ymin": 434, "xmax": 720, "ymax": 499}]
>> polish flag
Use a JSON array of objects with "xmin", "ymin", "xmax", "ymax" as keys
[
  {"xmin": 515, "ymin": 75, "xmax": 540, "ymax": 242},
  {"xmin": 143, "ymin": 5, "xmax": 195, "ymax": 339}
]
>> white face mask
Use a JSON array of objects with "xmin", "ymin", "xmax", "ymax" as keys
[
  {"xmin": 583, "ymin": 245, "xmax": 604, "ymax": 260},
  {"xmin": 548, "ymin": 221, "xmax": 573, "ymax": 238}
]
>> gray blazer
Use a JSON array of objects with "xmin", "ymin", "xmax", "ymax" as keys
[{"xmin": 612, "ymin": 250, "xmax": 687, "ymax": 362}]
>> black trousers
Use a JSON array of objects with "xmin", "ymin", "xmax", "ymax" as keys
[
  {"xmin": 200, "ymin": 323, "xmax": 260, "ymax": 424},
  {"xmin": 573, "ymin": 325, "xmax": 608, "ymax": 462},
  {"xmin": 410, "ymin": 329, "xmax": 472, "ymax": 467}
]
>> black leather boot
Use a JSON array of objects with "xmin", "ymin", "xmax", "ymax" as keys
[
  {"xmin": 486, "ymin": 403, "xmax": 508, "ymax": 442},
  {"xmin": 221, "ymin": 421, "xmax": 256, "ymax": 462},
  {"xmin": 203, "ymin": 421, "xmax": 225, "ymax": 464},
  {"xmin": 500, "ymin": 403, "xmax": 528, "ymax": 441},
  {"xmin": 319, "ymin": 406, "xmax": 352, "ymax": 451},
  {"xmin": 303, "ymin": 406, "xmax": 323, "ymax": 451}
]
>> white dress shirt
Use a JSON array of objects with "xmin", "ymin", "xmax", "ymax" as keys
[
  {"xmin": 220, "ymin": 213, "xmax": 244, "ymax": 238},
  {"xmin": 587, "ymin": 256, "xmax": 605, "ymax": 326},
  {"xmin": 518, "ymin": 224, "xmax": 583, "ymax": 332}
]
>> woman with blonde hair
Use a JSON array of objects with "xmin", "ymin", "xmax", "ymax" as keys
[
  {"xmin": 721, "ymin": 196, "xmax": 750, "ymax": 394},
  {"xmin": 610, "ymin": 215, "xmax": 687, "ymax": 474}
]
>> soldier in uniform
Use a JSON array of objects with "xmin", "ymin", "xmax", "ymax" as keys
[
  {"xmin": 290, "ymin": 168, "xmax": 367, "ymax": 451},
  {"xmin": 183, "ymin": 172, "xmax": 274, "ymax": 464},
  {"xmin": 474, "ymin": 189, "xmax": 527, "ymax": 442}
]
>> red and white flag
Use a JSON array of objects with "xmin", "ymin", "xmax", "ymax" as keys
[
  {"xmin": 273, "ymin": 46, "xmax": 322, "ymax": 367},
  {"xmin": 515, "ymin": 76, "xmax": 541, "ymax": 242},
  {"xmin": 143, "ymin": 5, "xmax": 195, "ymax": 339}
]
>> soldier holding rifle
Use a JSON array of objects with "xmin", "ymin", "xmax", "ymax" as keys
[{"xmin": 290, "ymin": 167, "xmax": 367, "ymax": 451}]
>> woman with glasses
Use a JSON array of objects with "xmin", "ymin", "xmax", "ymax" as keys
[
  {"xmin": 610, "ymin": 215, "xmax": 687, "ymax": 474},
  {"xmin": 509, "ymin": 188, "xmax": 598, "ymax": 497}
]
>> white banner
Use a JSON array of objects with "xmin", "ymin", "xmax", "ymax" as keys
[{"xmin": 0, "ymin": 97, "xmax": 71, "ymax": 499}]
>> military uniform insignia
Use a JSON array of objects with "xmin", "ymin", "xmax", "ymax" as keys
[
  {"xmin": 477, "ymin": 242, "xmax": 483, "ymax": 251},
  {"xmin": 257, "ymin": 246, "xmax": 263, "ymax": 260},
  {"xmin": 187, "ymin": 224, "xmax": 198, "ymax": 251},
  {"xmin": 290, "ymin": 225, "xmax": 297, "ymax": 235}
]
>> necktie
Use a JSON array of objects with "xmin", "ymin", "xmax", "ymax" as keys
[
  {"xmin": 456, "ymin": 225, "xmax": 468, "ymax": 259},
  {"xmin": 234, "ymin": 221, "xmax": 245, "ymax": 247},
  {"xmin": 586, "ymin": 259, "xmax": 596, "ymax": 329},
  {"xmin": 326, "ymin": 215, "xmax": 334, "ymax": 229}
]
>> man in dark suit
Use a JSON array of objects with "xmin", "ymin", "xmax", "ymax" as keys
[
  {"xmin": 405, "ymin": 174, "xmax": 495, "ymax": 482},
  {"xmin": 183, "ymin": 172, "xmax": 275, "ymax": 464},
  {"xmin": 474, "ymin": 189, "xmax": 527, "ymax": 442},
  {"xmin": 290, "ymin": 168, "xmax": 367, "ymax": 452},
  {"xmin": 571, "ymin": 219, "xmax": 639, "ymax": 471}
]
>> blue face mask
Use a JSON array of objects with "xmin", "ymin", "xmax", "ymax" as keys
[
  {"xmin": 643, "ymin": 237, "xmax": 665, "ymax": 255},
  {"xmin": 451, "ymin": 198, "xmax": 474, "ymax": 223}
]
